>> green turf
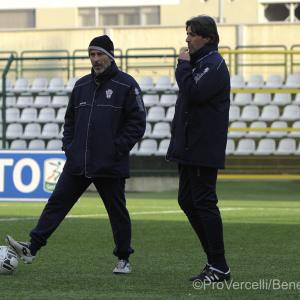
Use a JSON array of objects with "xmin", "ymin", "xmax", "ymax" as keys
[{"xmin": 0, "ymin": 182, "xmax": 299, "ymax": 299}]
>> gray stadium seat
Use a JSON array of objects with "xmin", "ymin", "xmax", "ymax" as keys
[
  {"xmin": 246, "ymin": 121, "xmax": 267, "ymax": 138},
  {"xmin": 6, "ymin": 108, "xmax": 20, "ymax": 123},
  {"xmin": 263, "ymin": 74, "xmax": 283, "ymax": 89},
  {"xmin": 6, "ymin": 123, "xmax": 23, "ymax": 139},
  {"xmin": 254, "ymin": 139, "xmax": 276, "ymax": 155},
  {"xmin": 271, "ymin": 93, "xmax": 292, "ymax": 106},
  {"xmin": 225, "ymin": 139, "xmax": 235, "ymax": 155},
  {"xmin": 294, "ymin": 142, "xmax": 300, "ymax": 155},
  {"xmin": 293, "ymin": 93, "xmax": 300, "ymax": 104},
  {"xmin": 266, "ymin": 121, "xmax": 288, "ymax": 138},
  {"xmin": 234, "ymin": 139, "xmax": 256, "ymax": 155},
  {"xmin": 33, "ymin": 94, "xmax": 52, "ymax": 107},
  {"xmin": 149, "ymin": 122, "xmax": 171, "ymax": 138},
  {"xmin": 0, "ymin": 78, "xmax": 12, "ymax": 92},
  {"xmin": 155, "ymin": 139, "xmax": 170, "ymax": 156},
  {"xmin": 229, "ymin": 105, "xmax": 240, "ymax": 122},
  {"xmin": 245, "ymin": 75, "xmax": 264, "ymax": 89},
  {"xmin": 0, "ymin": 94, "xmax": 16, "ymax": 107},
  {"xmin": 55, "ymin": 107, "xmax": 67, "ymax": 122},
  {"xmin": 19, "ymin": 107, "xmax": 38, "ymax": 123},
  {"xmin": 64, "ymin": 77, "xmax": 79, "ymax": 92},
  {"xmin": 159, "ymin": 94, "xmax": 177, "ymax": 107},
  {"xmin": 163, "ymin": 106, "xmax": 175, "ymax": 121},
  {"xmin": 15, "ymin": 94, "xmax": 34, "ymax": 108},
  {"xmin": 39, "ymin": 123, "xmax": 59, "ymax": 139},
  {"xmin": 239, "ymin": 105, "xmax": 259, "ymax": 121},
  {"xmin": 171, "ymin": 80, "xmax": 179, "ymax": 91},
  {"xmin": 143, "ymin": 94, "xmax": 159, "ymax": 107},
  {"xmin": 30, "ymin": 77, "xmax": 48, "ymax": 92},
  {"xmin": 12, "ymin": 78, "xmax": 30, "ymax": 93},
  {"xmin": 138, "ymin": 76, "xmax": 154, "ymax": 92},
  {"xmin": 287, "ymin": 121, "xmax": 300, "ymax": 138},
  {"xmin": 46, "ymin": 139, "xmax": 62, "ymax": 150},
  {"xmin": 252, "ymin": 93, "xmax": 271, "ymax": 106},
  {"xmin": 258, "ymin": 105, "xmax": 280, "ymax": 121},
  {"xmin": 230, "ymin": 75, "xmax": 245, "ymax": 89},
  {"xmin": 23, "ymin": 123, "xmax": 41, "ymax": 139},
  {"xmin": 28, "ymin": 139, "xmax": 46, "ymax": 150},
  {"xmin": 47, "ymin": 77, "xmax": 64, "ymax": 92},
  {"xmin": 228, "ymin": 121, "xmax": 247, "ymax": 138},
  {"xmin": 274, "ymin": 138, "xmax": 296, "ymax": 155},
  {"xmin": 143, "ymin": 122, "xmax": 152, "ymax": 138},
  {"xmin": 10, "ymin": 139, "xmax": 27, "ymax": 149},
  {"xmin": 282, "ymin": 74, "xmax": 300, "ymax": 89},
  {"xmin": 36, "ymin": 107, "xmax": 56, "ymax": 123},
  {"xmin": 153, "ymin": 76, "xmax": 172, "ymax": 91},
  {"xmin": 233, "ymin": 93, "xmax": 252, "ymax": 106},
  {"xmin": 136, "ymin": 139, "xmax": 157, "ymax": 156},
  {"xmin": 147, "ymin": 106, "xmax": 165, "ymax": 122},
  {"xmin": 279, "ymin": 105, "xmax": 300, "ymax": 121},
  {"xmin": 51, "ymin": 94, "xmax": 69, "ymax": 107}
]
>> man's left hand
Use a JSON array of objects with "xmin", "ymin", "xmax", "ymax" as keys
[{"xmin": 178, "ymin": 49, "xmax": 190, "ymax": 61}]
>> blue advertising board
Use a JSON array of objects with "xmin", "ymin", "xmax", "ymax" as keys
[{"xmin": 0, "ymin": 150, "xmax": 66, "ymax": 202}]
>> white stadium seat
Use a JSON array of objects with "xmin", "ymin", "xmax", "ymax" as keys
[
  {"xmin": 0, "ymin": 78, "xmax": 12, "ymax": 92},
  {"xmin": 280, "ymin": 105, "xmax": 300, "ymax": 121},
  {"xmin": 6, "ymin": 123, "xmax": 23, "ymax": 139},
  {"xmin": 293, "ymin": 93, "xmax": 300, "ymax": 104},
  {"xmin": 143, "ymin": 94, "xmax": 159, "ymax": 107},
  {"xmin": 23, "ymin": 123, "xmax": 41, "ymax": 139},
  {"xmin": 143, "ymin": 122, "xmax": 152, "ymax": 138},
  {"xmin": 283, "ymin": 74, "xmax": 300, "ymax": 89},
  {"xmin": 266, "ymin": 121, "xmax": 288, "ymax": 138},
  {"xmin": 271, "ymin": 93, "xmax": 292, "ymax": 106},
  {"xmin": 155, "ymin": 139, "xmax": 170, "ymax": 156},
  {"xmin": 287, "ymin": 121, "xmax": 300, "ymax": 138},
  {"xmin": 147, "ymin": 106, "xmax": 165, "ymax": 122},
  {"xmin": 239, "ymin": 105, "xmax": 259, "ymax": 121},
  {"xmin": 254, "ymin": 139, "xmax": 276, "ymax": 155},
  {"xmin": 136, "ymin": 139, "xmax": 157, "ymax": 156},
  {"xmin": 153, "ymin": 76, "xmax": 172, "ymax": 91},
  {"xmin": 51, "ymin": 95, "xmax": 69, "ymax": 107},
  {"xmin": 138, "ymin": 76, "xmax": 154, "ymax": 92},
  {"xmin": 19, "ymin": 107, "xmax": 38, "ymax": 123},
  {"xmin": 230, "ymin": 75, "xmax": 245, "ymax": 89},
  {"xmin": 234, "ymin": 139, "xmax": 256, "ymax": 155},
  {"xmin": 259, "ymin": 105, "xmax": 280, "ymax": 121},
  {"xmin": 28, "ymin": 139, "xmax": 45, "ymax": 150},
  {"xmin": 163, "ymin": 106, "xmax": 175, "ymax": 121},
  {"xmin": 33, "ymin": 94, "xmax": 52, "ymax": 107},
  {"xmin": 6, "ymin": 108, "xmax": 20, "ymax": 123},
  {"xmin": 36, "ymin": 107, "xmax": 56, "ymax": 123},
  {"xmin": 39, "ymin": 123, "xmax": 59, "ymax": 139},
  {"xmin": 47, "ymin": 77, "xmax": 64, "ymax": 92},
  {"xmin": 274, "ymin": 138, "xmax": 296, "ymax": 155},
  {"xmin": 294, "ymin": 142, "xmax": 300, "ymax": 155},
  {"xmin": 225, "ymin": 139, "xmax": 235, "ymax": 155},
  {"xmin": 252, "ymin": 93, "xmax": 271, "ymax": 106},
  {"xmin": 229, "ymin": 105, "xmax": 240, "ymax": 121},
  {"xmin": 246, "ymin": 121, "xmax": 267, "ymax": 138},
  {"xmin": 12, "ymin": 78, "xmax": 30, "ymax": 93},
  {"xmin": 245, "ymin": 75, "xmax": 264, "ymax": 89},
  {"xmin": 263, "ymin": 74, "xmax": 283, "ymax": 89},
  {"xmin": 171, "ymin": 80, "xmax": 179, "ymax": 91},
  {"xmin": 64, "ymin": 77, "xmax": 79, "ymax": 92},
  {"xmin": 30, "ymin": 77, "xmax": 48, "ymax": 92},
  {"xmin": 15, "ymin": 94, "xmax": 33, "ymax": 108},
  {"xmin": 233, "ymin": 93, "xmax": 252, "ymax": 106},
  {"xmin": 149, "ymin": 122, "xmax": 171, "ymax": 138},
  {"xmin": 55, "ymin": 107, "xmax": 67, "ymax": 122},
  {"xmin": 159, "ymin": 94, "xmax": 177, "ymax": 107},
  {"xmin": 228, "ymin": 121, "xmax": 247, "ymax": 138},
  {"xmin": 10, "ymin": 139, "xmax": 27, "ymax": 149},
  {"xmin": 0, "ymin": 94, "xmax": 16, "ymax": 107},
  {"xmin": 46, "ymin": 139, "xmax": 62, "ymax": 150}
]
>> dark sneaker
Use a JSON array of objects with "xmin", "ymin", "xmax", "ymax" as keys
[
  {"xmin": 189, "ymin": 263, "xmax": 211, "ymax": 281},
  {"xmin": 5, "ymin": 236, "xmax": 36, "ymax": 264},
  {"xmin": 191, "ymin": 267, "xmax": 231, "ymax": 282},
  {"xmin": 113, "ymin": 259, "xmax": 131, "ymax": 274}
]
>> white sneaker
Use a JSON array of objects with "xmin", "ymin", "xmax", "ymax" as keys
[
  {"xmin": 113, "ymin": 259, "xmax": 131, "ymax": 274},
  {"xmin": 5, "ymin": 235, "xmax": 36, "ymax": 264}
]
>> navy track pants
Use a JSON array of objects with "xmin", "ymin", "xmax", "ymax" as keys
[
  {"xmin": 178, "ymin": 164, "xmax": 225, "ymax": 256},
  {"xmin": 29, "ymin": 171, "xmax": 134, "ymax": 258}
]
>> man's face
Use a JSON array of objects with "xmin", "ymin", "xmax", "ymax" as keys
[
  {"xmin": 185, "ymin": 26, "xmax": 210, "ymax": 54},
  {"xmin": 89, "ymin": 50, "xmax": 112, "ymax": 74}
]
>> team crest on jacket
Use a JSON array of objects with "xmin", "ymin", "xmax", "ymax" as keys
[{"xmin": 106, "ymin": 89, "xmax": 113, "ymax": 98}]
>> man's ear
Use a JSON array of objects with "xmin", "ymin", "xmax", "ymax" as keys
[{"xmin": 204, "ymin": 37, "xmax": 211, "ymax": 43}]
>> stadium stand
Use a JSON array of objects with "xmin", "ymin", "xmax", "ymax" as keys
[
  {"xmin": 23, "ymin": 123, "xmax": 41, "ymax": 139},
  {"xmin": 40, "ymin": 123, "xmax": 59, "ymax": 139},
  {"xmin": 51, "ymin": 94, "xmax": 69, "ymax": 107},
  {"xmin": 159, "ymin": 94, "xmax": 177, "ymax": 106},
  {"xmin": 15, "ymin": 94, "xmax": 34, "ymax": 108},
  {"xmin": 6, "ymin": 123, "xmax": 23, "ymax": 139},
  {"xmin": 64, "ymin": 77, "xmax": 79, "ymax": 92},
  {"xmin": 36, "ymin": 107, "xmax": 56, "ymax": 123},
  {"xmin": 149, "ymin": 122, "xmax": 171, "ymax": 139},
  {"xmin": 47, "ymin": 77, "xmax": 64, "ymax": 92}
]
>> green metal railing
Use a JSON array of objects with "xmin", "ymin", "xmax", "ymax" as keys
[
  {"xmin": 291, "ymin": 45, "xmax": 300, "ymax": 74},
  {"xmin": 20, "ymin": 50, "xmax": 70, "ymax": 79},
  {"xmin": 0, "ymin": 51, "xmax": 18, "ymax": 79}
]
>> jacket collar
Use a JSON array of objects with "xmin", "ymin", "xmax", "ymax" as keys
[
  {"xmin": 190, "ymin": 45, "xmax": 218, "ymax": 67},
  {"xmin": 91, "ymin": 60, "xmax": 119, "ymax": 84}
]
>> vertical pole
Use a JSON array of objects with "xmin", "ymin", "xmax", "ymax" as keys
[{"xmin": 219, "ymin": 0, "xmax": 224, "ymax": 23}]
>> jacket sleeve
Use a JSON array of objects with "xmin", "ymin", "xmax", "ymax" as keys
[
  {"xmin": 175, "ymin": 58, "xmax": 224, "ymax": 104},
  {"xmin": 115, "ymin": 84, "xmax": 146, "ymax": 155},
  {"xmin": 61, "ymin": 92, "xmax": 75, "ymax": 151}
]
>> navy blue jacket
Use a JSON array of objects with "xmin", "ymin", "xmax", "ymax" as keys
[
  {"xmin": 62, "ymin": 61, "xmax": 146, "ymax": 178},
  {"xmin": 166, "ymin": 45, "xmax": 230, "ymax": 169}
]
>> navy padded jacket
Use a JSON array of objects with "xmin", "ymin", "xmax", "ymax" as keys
[
  {"xmin": 62, "ymin": 61, "xmax": 146, "ymax": 178},
  {"xmin": 166, "ymin": 45, "xmax": 230, "ymax": 169}
]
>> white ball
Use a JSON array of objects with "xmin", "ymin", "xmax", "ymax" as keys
[{"xmin": 0, "ymin": 246, "xmax": 19, "ymax": 275}]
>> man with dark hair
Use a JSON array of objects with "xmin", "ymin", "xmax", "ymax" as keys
[
  {"xmin": 6, "ymin": 35, "xmax": 146, "ymax": 275},
  {"xmin": 166, "ymin": 15, "xmax": 231, "ymax": 282}
]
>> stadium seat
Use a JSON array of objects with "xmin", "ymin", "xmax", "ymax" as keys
[
  {"xmin": 234, "ymin": 139, "xmax": 256, "ymax": 155},
  {"xmin": 64, "ymin": 77, "xmax": 79, "ymax": 92},
  {"xmin": 12, "ymin": 78, "xmax": 30, "ymax": 93},
  {"xmin": 294, "ymin": 142, "xmax": 300, "ymax": 155},
  {"xmin": 28, "ymin": 139, "xmax": 45, "ymax": 149},
  {"xmin": 136, "ymin": 139, "xmax": 157, "ymax": 156},
  {"xmin": 163, "ymin": 106, "xmax": 175, "ymax": 121},
  {"xmin": 47, "ymin": 77, "xmax": 64, "ymax": 92},
  {"xmin": 225, "ymin": 139, "xmax": 235, "ymax": 155},
  {"xmin": 293, "ymin": 93, "xmax": 300, "ymax": 104},
  {"xmin": 130, "ymin": 143, "xmax": 138, "ymax": 155},
  {"xmin": 19, "ymin": 107, "xmax": 38, "ymax": 123},
  {"xmin": 228, "ymin": 121, "xmax": 247, "ymax": 138},
  {"xmin": 6, "ymin": 123, "xmax": 23, "ymax": 139},
  {"xmin": 171, "ymin": 80, "xmax": 179, "ymax": 91},
  {"xmin": 6, "ymin": 108, "xmax": 20, "ymax": 123},
  {"xmin": 138, "ymin": 76, "xmax": 154, "ymax": 91},
  {"xmin": 33, "ymin": 94, "xmax": 51, "ymax": 107},
  {"xmin": 252, "ymin": 93, "xmax": 271, "ymax": 106},
  {"xmin": 0, "ymin": 94, "xmax": 16, "ymax": 107},
  {"xmin": 10, "ymin": 139, "xmax": 27, "ymax": 149},
  {"xmin": 266, "ymin": 121, "xmax": 288, "ymax": 138},
  {"xmin": 245, "ymin": 75, "xmax": 264, "ymax": 89},
  {"xmin": 271, "ymin": 93, "xmax": 292, "ymax": 106},
  {"xmin": 230, "ymin": 93, "xmax": 233, "ymax": 102},
  {"xmin": 232, "ymin": 93, "xmax": 252, "ymax": 106},
  {"xmin": 15, "ymin": 94, "xmax": 34, "ymax": 108},
  {"xmin": 39, "ymin": 123, "xmax": 59, "ymax": 139},
  {"xmin": 55, "ymin": 107, "xmax": 67, "ymax": 122},
  {"xmin": 149, "ymin": 122, "xmax": 171, "ymax": 138},
  {"xmin": 279, "ymin": 105, "xmax": 300, "ymax": 121},
  {"xmin": 254, "ymin": 139, "xmax": 276, "ymax": 155},
  {"xmin": 36, "ymin": 107, "xmax": 56, "ymax": 123},
  {"xmin": 282, "ymin": 74, "xmax": 300, "ymax": 89},
  {"xmin": 274, "ymin": 138, "xmax": 296, "ymax": 155},
  {"xmin": 51, "ymin": 94, "xmax": 69, "ymax": 107},
  {"xmin": 143, "ymin": 94, "xmax": 159, "ymax": 107},
  {"xmin": 147, "ymin": 106, "xmax": 165, "ymax": 122},
  {"xmin": 159, "ymin": 94, "xmax": 177, "ymax": 107},
  {"xmin": 258, "ymin": 105, "xmax": 280, "ymax": 121},
  {"xmin": 246, "ymin": 121, "xmax": 267, "ymax": 138},
  {"xmin": 0, "ymin": 140, "xmax": 9, "ymax": 149},
  {"xmin": 239, "ymin": 105, "xmax": 259, "ymax": 121},
  {"xmin": 143, "ymin": 122, "xmax": 152, "ymax": 138},
  {"xmin": 153, "ymin": 76, "xmax": 172, "ymax": 91},
  {"xmin": 30, "ymin": 77, "xmax": 48, "ymax": 92},
  {"xmin": 46, "ymin": 139, "xmax": 62, "ymax": 150},
  {"xmin": 0, "ymin": 78, "xmax": 12, "ymax": 92},
  {"xmin": 287, "ymin": 121, "xmax": 300, "ymax": 138},
  {"xmin": 263, "ymin": 74, "xmax": 283, "ymax": 89},
  {"xmin": 229, "ymin": 105, "xmax": 240, "ymax": 121},
  {"xmin": 155, "ymin": 139, "xmax": 170, "ymax": 156},
  {"xmin": 57, "ymin": 124, "xmax": 64, "ymax": 139},
  {"xmin": 23, "ymin": 123, "xmax": 41, "ymax": 139},
  {"xmin": 230, "ymin": 75, "xmax": 245, "ymax": 89}
]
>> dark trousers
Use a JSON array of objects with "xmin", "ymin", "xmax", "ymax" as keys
[
  {"xmin": 178, "ymin": 164, "xmax": 225, "ymax": 256},
  {"xmin": 29, "ymin": 171, "xmax": 134, "ymax": 258}
]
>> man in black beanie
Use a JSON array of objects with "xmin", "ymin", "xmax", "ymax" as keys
[{"xmin": 6, "ymin": 35, "xmax": 146, "ymax": 275}]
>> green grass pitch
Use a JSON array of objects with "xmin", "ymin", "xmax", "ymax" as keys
[{"xmin": 0, "ymin": 181, "xmax": 300, "ymax": 299}]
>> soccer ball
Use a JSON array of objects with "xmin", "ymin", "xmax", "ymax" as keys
[{"xmin": 0, "ymin": 246, "xmax": 19, "ymax": 275}]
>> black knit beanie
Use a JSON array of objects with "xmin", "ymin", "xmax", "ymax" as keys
[{"xmin": 88, "ymin": 35, "xmax": 114, "ymax": 60}]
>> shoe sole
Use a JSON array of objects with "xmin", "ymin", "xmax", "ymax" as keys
[{"xmin": 5, "ymin": 236, "xmax": 35, "ymax": 264}]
